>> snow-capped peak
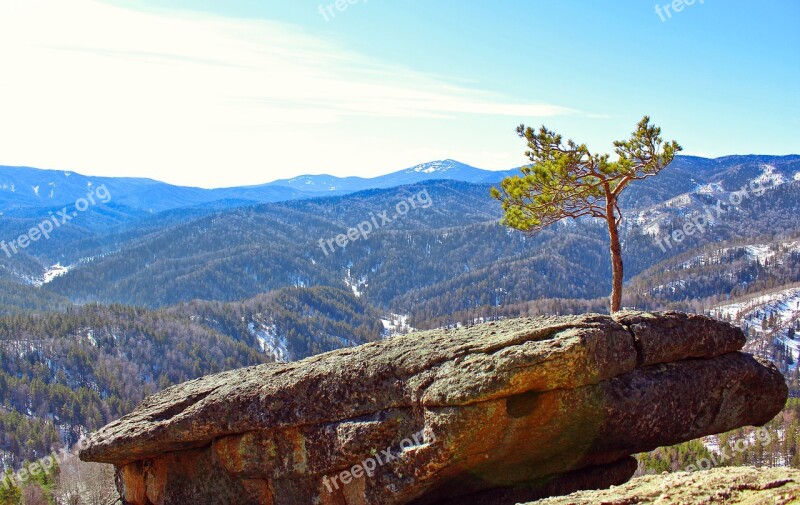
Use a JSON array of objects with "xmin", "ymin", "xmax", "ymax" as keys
[{"xmin": 408, "ymin": 159, "xmax": 459, "ymax": 174}]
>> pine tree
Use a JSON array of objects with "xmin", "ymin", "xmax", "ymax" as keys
[{"xmin": 491, "ymin": 116, "xmax": 681, "ymax": 312}]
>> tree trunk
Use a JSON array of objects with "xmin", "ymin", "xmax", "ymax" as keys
[{"xmin": 607, "ymin": 213, "xmax": 624, "ymax": 313}]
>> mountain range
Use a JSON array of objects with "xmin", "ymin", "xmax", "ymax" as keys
[
  {"xmin": 264, "ymin": 159, "xmax": 517, "ymax": 193},
  {"xmin": 0, "ymin": 159, "xmax": 509, "ymax": 216},
  {"xmin": 1, "ymin": 155, "xmax": 798, "ymax": 310}
]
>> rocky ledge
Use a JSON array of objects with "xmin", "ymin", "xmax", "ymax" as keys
[
  {"xmin": 80, "ymin": 311, "xmax": 788, "ymax": 505},
  {"xmin": 531, "ymin": 466, "xmax": 800, "ymax": 504}
]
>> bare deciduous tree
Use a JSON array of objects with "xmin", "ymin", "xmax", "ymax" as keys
[{"xmin": 52, "ymin": 455, "xmax": 118, "ymax": 505}]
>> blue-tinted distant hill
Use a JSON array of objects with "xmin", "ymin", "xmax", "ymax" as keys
[
  {"xmin": 8, "ymin": 155, "xmax": 797, "ymax": 214},
  {"xmin": 265, "ymin": 159, "xmax": 511, "ymax": 192},
  {"xmin": 0, "ymin": 160, "xmax": 508, "ymax": 214},
  {"xmin": 261, "ymin": 155, "xmax": 800, "ymax": 196},
  {"xmin": 0, "ymin": 165, "xmax": 314, "ymax": 213}
]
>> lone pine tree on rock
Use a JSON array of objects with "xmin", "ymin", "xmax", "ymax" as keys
[{"xmin": 491, "ymin": 116, "xmax": 681, "ymax": 313}]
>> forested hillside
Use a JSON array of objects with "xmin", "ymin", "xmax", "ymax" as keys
[
  {"xmin": 638, "ymin": 398, "xmax": 800, "ymax": 477},
  {"xmin": 25, "ymin": 157, "xmax": 795, "ymax": 325},
  {"xmin": 0, "ymin": 304, "xmax": 266, "ymax": 467},
  {"xmin": 0, "ymin": 286, "xmax": 381, "ymax": 468}
]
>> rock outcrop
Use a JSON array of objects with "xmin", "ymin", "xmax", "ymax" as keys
[
  {"xmin": 80, "ymin": 311, "xmax": 788, "ymax": 505},
  {"xmin": 530, "ymin": 466, "xmax": 800, "ymax": 504}
]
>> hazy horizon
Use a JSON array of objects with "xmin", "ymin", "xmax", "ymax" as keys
[{"xmin": 5, "ymin": 153, "xmax": 800, "ymax": 190}]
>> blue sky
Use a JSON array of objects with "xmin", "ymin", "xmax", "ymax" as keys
[{"xmin": 0, "ymin": 0, "xmax": 797, "ymax": 187}]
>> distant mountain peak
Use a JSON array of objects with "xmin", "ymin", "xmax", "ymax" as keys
[{"xmin": 408, "ymin": 159, "xmax": 462, "ymax": 174}]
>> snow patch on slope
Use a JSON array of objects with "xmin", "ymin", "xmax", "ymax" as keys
[
  {"xmin": 711, "ymin": 287, "xmax": 800, "ymax": 365},
  {"xmin": 344, "ymin": 269, "xmax": 367, "ymax": 298},
  {"xmin": 631, "ymin": 210, "xmax": 667, "ymax": 236},
  {"xmin": 42, "ymin": 264, "xmax": 70, "ymax": 284},
  {"xmin": 31, "ymin": 263, "xmax": 71, "ymax": 287},
  {"xmin": 381, "ymin": 314, "xmax": 414, "ymax": 337},
  {"xmin": 663, "ymin": 194, "xmax": 693, "ymax": 208},
  {"xmin": 85, "ymin": 329, "xmax": 96, "ymax": 347},
  {"xmin": 247, "ymin": 322, "xmax": 290, "ymax": 362},
  {"xmin": 695, "ymin": 182, "xmax": 725, "ymax": 195},
  {"xmin": 678, "ymin": 240, "xmax": 798, "ymax": 270},
  {"xmin": 712, "ymin": 287, "xmax": 800, "ymax": 326},
  {"xmin": 755, "ymin": 164, "xmax": 786, "ymax": 187},
  {"xmin": 745, "ymin": 244, "xmax": 776, "ymax": 264}
]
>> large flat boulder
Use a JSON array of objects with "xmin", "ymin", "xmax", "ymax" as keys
[{"xmin": 80, "ymin": 312, "xmax": 788, "ymax": 505}]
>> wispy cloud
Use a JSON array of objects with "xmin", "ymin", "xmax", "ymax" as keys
[{"xmin": 0, "ymin": 0, "xmax": 574, "ymax": 185}]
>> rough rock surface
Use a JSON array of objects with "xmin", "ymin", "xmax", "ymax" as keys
[
  {"xmin": 531, "ymin": 466, "xmax": 800, "ymax": 504},
  {"xmin": 80, "ymin": 312, "xmax": 788, "ymax": 505}
]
